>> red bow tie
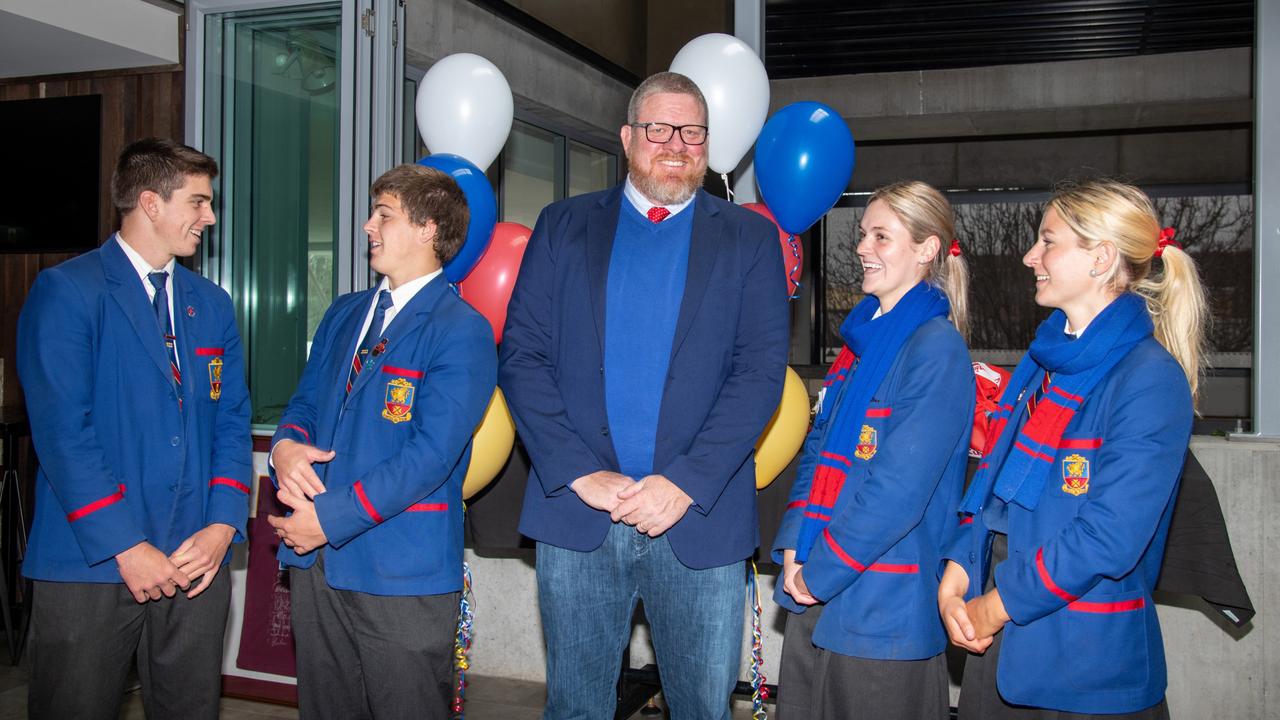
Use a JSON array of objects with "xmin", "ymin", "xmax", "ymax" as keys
[{"xmin": 647, "ymin": 206, "xmax": 671, "ymax": 223}]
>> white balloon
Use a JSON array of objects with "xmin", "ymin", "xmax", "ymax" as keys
[
  {"xmin": 670, "ymin": 33, "xmax": 770, "ymax": 175},
  {"xmin": 416, "ymin": 53, "xmax": 514, "ymax": 172}
]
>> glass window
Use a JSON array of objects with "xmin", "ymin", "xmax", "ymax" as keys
[
  {"xmin": 201, "ymin": 4, "xmax": 341, "ymax": 426},
  {"xmin": 501, "ymin": 121, "xmax": 561, "ymax": 228},
  {"xmin": 568, "ymin": 140, "xmax": 616, "ymax": 198},
  {"xmin": 821, "ymin": 191, "xmax": 1253, "ymax": 356}
]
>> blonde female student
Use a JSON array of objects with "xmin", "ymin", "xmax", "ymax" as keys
[
  {"xmin": 940, "ymin": 180, "xmax": 1207, "ymax": 719},
  {"xmin": 772, "ymin": 181, "xmax": 974, "ymax": 720}
]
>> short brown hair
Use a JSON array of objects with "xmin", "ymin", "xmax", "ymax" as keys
[
  {"xmin": 371, "ymin": 164, "xmax": 470, "ymax": 265},
  {"xmin": 627, "ymin": 71, "xmax": 707, "ymax": 125},
  {"xmin": 111, "ymin": 137, "xmax": 219, "ymax": 214}
]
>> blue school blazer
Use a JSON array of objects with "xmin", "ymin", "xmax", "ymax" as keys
[
  {"xmin": 272, "ymin": 276, "xmax": 495, "ymax": 596},
  {"xmin": 18, "ymin": 236, "xmax": 252, "ymax": 582},
  {"xmin": 774, "ymin": 317, "xmax": 974, "ymax": 660},
  {"xmin": 945, "ymin": 337, "xmax": 1192, "ymax": 714}
]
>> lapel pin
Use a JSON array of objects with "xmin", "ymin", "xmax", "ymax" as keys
[{"xmin": 187, "ymin": 306, "xmax": 196, "ymax": 317}]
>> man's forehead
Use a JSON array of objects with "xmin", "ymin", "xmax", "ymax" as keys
[{"xmin": 636, "ymin": 92, "xmax": 705, "ymax": 121}]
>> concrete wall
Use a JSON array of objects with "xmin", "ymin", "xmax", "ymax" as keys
[
  {"xmin": 404, "ymin": 0, "xmax": 633, "ymax": 152},
  {"xmin": 769, "ymin": 48, "xmax": 1253, "ymax": 191},
  {"xmin": 461, "ymin": 437, "xmax": 1278, "ymax": 718}
]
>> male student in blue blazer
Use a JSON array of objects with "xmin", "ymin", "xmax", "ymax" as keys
[
  {"xmin": 499, "ymin": 71, "xmax": 790, "ymax": 720},
  {"xmin": 267, "ymin": 164, "xmax": 496, "ymax": 720},
  {"xmin": 17, "ymin": 137, "xmax": 252, "ymax": 720}
]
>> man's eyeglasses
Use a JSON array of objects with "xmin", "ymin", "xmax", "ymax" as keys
[{"xmin": 631, "ymin": 122, "xmax": 708, "ymax": 146}]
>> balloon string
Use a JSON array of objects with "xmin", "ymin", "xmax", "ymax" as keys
[
  {"xmin": 452, "ymin": 561, "xmax": 475, "ymax": 718},
  {"xmin": 721, "ymin": 172, "xmax": 734, "ymax": 201},
  {"xmin": 786, "ymin": 234, "xmax": 802, "ymax": 300},
  {"xmin": 749, "ymin": 560, "xmax": 769, "ymax": 719}
]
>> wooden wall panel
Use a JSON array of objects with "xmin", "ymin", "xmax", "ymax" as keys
[{"xmin": 0, "ymin": 66, "xmax": 184, "ymax": 408}]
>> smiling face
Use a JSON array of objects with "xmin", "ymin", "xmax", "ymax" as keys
[
  {"xmin": 1024, "ymin": 206, "xmax": 1117, "ymax": 328},
  {"xmin": 364, "ymin": 192, "xmax": 438, "ymax": 289},
  {"xmin": 856, "ymin": 199, "xmax": 936, "ymax": 312},
  {"xmin": 150, "ymin": 173, "xmax": 215, "ymax": 260},
  {"xmin": 620, "ymin": 92, "xmax": 708, "ymax": 206}
]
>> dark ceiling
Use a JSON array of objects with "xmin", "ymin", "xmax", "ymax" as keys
[{"xmin": 764, "ymin": 0, "xmax": 1255, "ymax": 79}]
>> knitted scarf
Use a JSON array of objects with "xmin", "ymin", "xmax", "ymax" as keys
[
  {"xmin": 959, "ymin": 292, "xmax": 1153, "ymax": 514},
  {"xmin": 795, "ymin": 282, "xmax": 951, "ymax": 561}
]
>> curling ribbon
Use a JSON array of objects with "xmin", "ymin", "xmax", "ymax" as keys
[
  {"xmin": 748, "ymin": 560, "xmax": 770, "ymax": 719},
  {"xmin": 785, "ymin": 234, "xmax": 802, "ymax": 301},
  {"xmin": 452, "ymin": 561, "xmax": 475, "ymax": 719}
]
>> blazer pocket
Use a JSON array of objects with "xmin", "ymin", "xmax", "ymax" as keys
[
  {"xmin": 1065, "ymin": 589, "xmax": 1150, "ymax": 692},
  {"xmin": 839, "ymin": 558, "xmax": 922, "ymax": 638}
]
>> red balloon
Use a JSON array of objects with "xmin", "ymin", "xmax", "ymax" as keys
[
  {"xmin": 458, "ymin": 222, "xmax": 531, "ymax": 343},
  {"xmin": 743, "ymin": 202, "xmax": 803, "ymax": 299}
]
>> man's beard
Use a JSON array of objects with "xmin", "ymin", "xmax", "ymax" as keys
[{"xmin": 629, "ymin": 153, "xmax": 706, "ymax": 205}]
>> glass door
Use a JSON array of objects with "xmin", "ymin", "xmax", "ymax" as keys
[{"xmin": 188, "ymin": 0, "xmax": 403, "ymax": 427}]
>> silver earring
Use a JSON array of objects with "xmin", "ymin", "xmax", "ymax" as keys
[{"xmin": 1089, "ymin": 269, "xmax": 1098, "ymax": 277}]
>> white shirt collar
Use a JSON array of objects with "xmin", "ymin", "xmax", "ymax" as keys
[
  {"xmin": 115, "ymin": 233, "xmax": 175, "ymax": 284},
  {"xmin": 377, "ymin": 268, "xmax": 443, "ymax": 309},
  {"xmin": 623, "ymin": 177, "xmax": 695, "ymax": 220}
]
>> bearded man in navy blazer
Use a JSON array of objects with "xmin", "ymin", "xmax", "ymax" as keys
[
  {"xmin": 18, "ymin": 138, "xmax": 252, "ymax": 719},
  {"xmin": 267, "ymin": 164, "xmax": 495, "ymax": 720},
  {"xmin": 500, "ymin": 71, "xmax": 790, "ymax": 720}
]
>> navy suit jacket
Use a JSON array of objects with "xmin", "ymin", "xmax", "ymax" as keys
[
  {"xmin": 271, "ymin": 276, "xmax": 495, "ymax": 595},
  {"xmin": 499, "ymin": 186, "xmax": 790, "ymax": 569},
  {"xmin": 18, "ymin": 236, "xmax": 252, "ymax": 583}
]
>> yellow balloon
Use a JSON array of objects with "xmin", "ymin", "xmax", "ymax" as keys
[
  {"xmin": 755, "ymin": 367, "xmax": 810, "ymax": 490},
  {"xmin": 463, "ymin": 388, "xmax": 516, "ymax": 500}
]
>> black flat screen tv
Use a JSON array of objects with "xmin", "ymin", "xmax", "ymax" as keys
[{"xmin": 0, "ymin": 94, "xmax": 102, "ymax": 253}]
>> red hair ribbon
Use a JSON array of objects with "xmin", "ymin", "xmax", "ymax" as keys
[
  {"xmin": 949, "ymin": 238, "xmax": 962, "ymax": 257},
  {"xmin": 1154, "ymin": 227, "xmax": 1180, "ymax": 258}
]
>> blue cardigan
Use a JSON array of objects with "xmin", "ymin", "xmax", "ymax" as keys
[
  {"xmin": 944, "ymin": 337, "xmax": 1192, "ymax": 714},
  {"xmin": 774, "ymin": 316, "xmax": 974, "ymax": 660}
]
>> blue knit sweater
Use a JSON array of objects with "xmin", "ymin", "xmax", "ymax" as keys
[{"xmin": 603, "ymin": 199, "xmax": 694, "ymax": 478}]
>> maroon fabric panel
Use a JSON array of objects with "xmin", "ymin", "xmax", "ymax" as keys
[{"xmin": 235, "ymin": 476, "xmax": 297, "ymax": 677}]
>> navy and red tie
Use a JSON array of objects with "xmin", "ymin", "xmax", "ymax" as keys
[
  {"xmin": 347, "ymin": 290, "xmax": 394, "ymax": 394},
  {"xmin": 147, "ymin": 271, "xmax": 182, "ymax": 407}
]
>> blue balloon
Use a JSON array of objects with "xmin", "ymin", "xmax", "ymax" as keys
[
  {"xmin": 416, "ymin": 153, "xmax": 497, "ymax": 283},
  {"xmin": 753, "ymin": 102, "xmax": 855, "ymax": 236}
]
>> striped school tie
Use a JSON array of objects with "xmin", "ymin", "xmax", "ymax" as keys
[
  {"xmin": 347, "ymin": 290, "xmax": 394, "ymax": 394},
  {"xmin": 147, "ymin": 271, "xmax": 182, "ymax": 407}
]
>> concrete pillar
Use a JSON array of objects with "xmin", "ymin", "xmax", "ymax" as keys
[{"xmin": 1246, "ymin": 0, "xmax": 1280, "ymax": 439}]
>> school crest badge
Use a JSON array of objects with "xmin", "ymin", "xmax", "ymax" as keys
[
  {"xmin": 382, "ymin": 377, "xmax": 415, "ymax": 423},
  {"xmin": 208, "ymin": 357, "xmax": 223, "ymax": 400},
  {"xmin": 854, "ymin": 424, "xmax": 878, "ymax": 460},
  {"xmin": 1062, "ymin": 453, "xmax": 1090, "ymax": 496}
]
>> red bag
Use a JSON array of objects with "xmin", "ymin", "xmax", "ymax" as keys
[{"xmin": 971, "ymin": 361, "xmax": 1011, "ymax": 458}]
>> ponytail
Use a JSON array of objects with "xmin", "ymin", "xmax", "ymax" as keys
[{"xmin": 1131, "ymin": 245, "xmax": 1210, "ymax": 400}]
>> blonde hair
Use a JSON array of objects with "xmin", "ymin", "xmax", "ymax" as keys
[
  {"xmin": 1047, "ymin": 180, "xmax": 1209, "ymax": 399},
  {"xmin": 868, "ymin": 181, "xmax": 970, "ymax": 339}
]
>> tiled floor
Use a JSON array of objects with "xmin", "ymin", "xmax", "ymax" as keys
[{"xmin": 0, "ymin": 663, "xmax": 768, "ymax": 719}]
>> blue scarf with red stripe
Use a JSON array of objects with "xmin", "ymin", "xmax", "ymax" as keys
[
  {"xmin": 795, "ymin": 282, "xmax": 951, "ymax": 561},
  {"xmin": 961, "ymin": 293, "xmax": 1152, "ymax": 514}
]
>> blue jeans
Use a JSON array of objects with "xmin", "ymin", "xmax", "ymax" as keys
[{"xmin": 537, "ymin": 521, "xmax": 745, "ymax": 720}]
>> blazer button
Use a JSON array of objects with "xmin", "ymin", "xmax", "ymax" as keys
[
  {"xmin": 601, "ymin": 426, "xmax": 609, "ymax": 437},
  {"xmin": 170, "ymin": 436, "xmax": 181, "ymax": 447},
  {"xmin": 969, "ymin": 552, "xmax": 976, "ymax": 563}
]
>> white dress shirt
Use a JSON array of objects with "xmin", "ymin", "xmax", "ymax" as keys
[{"xmin": 116, "ymin": 233, "xmax": 179, "ymax": 368}]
